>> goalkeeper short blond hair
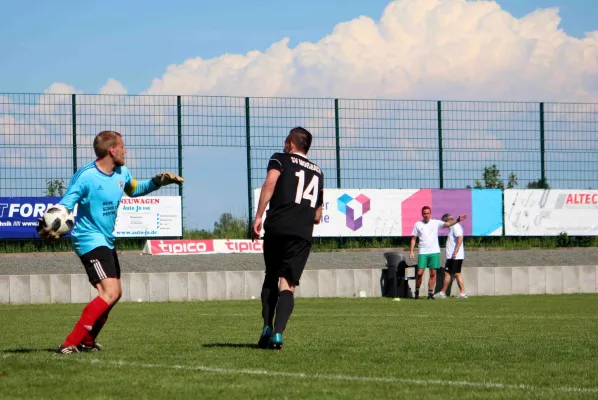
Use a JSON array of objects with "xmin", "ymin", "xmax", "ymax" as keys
[{"xmin": 93, "ymin": 131, "xmax": 122, "ymax": 158}]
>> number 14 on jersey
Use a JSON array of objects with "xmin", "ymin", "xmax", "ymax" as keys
[{"xmin": 295, "ymin": 170, "xmax": 319, "ymax": 208}]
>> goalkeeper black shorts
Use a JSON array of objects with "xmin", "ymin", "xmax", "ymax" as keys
[{"xmin": 79, "ymin": 246, "xmax": 121, "ymax": 285}]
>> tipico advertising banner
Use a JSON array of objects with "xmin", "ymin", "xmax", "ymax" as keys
[
  {"xmin": 504, "ymin": 189, "xmax": 598, "ymax": 236},
  {"xmin": 142, "ymin": 239, "xmax": 263, "ymax": 255},
  {"xmin": 253, "ymin": 189, "xmax": 502, "ymax": 237},
  {"xmin": 0, "ymin": 196, "xmax": 181, "ymax": 239},
  {"xmin": 114, "ymin": 196, "xmax": 182, "ymax": 237}
]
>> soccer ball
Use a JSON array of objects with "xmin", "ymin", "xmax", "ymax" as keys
[{"xmin": 43, "ymin": 204, "xmax": 75, "ymax": 236}]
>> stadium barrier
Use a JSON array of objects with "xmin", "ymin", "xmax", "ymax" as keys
[{"xmin": 1, "ymin": 265, "xmax": 596, "ymax": 304}]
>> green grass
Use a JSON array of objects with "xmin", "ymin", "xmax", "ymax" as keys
[{"xmin": 1, "ymin": 295, "xmax": 597, "ymax": 399}]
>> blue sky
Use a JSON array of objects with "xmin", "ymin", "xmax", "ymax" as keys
[
  {"xmin": 1, "ymin": 0, "xmax": 597, "ymax": 94},
  {"xmin": 1, "ymin": 0, "xmax": 597, "ymax": 230}
]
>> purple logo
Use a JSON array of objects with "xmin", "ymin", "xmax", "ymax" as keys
[{"xmin": 337, "ymin": 193, "xmax": 371, "ymax": 231}]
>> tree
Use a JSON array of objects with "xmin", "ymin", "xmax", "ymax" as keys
[
  {"xmin": 46, "ymin": 179, "xmax": 66, "ymax": 197},
  {"xmin": 507, "ymin": 172, "xmax": 518, "ymax": 189},
  {"xmin": 212, "ymin": 212, "xmax": 249, "ymax": 239},
  {"xmin": 527, "ymin": 178, "xmax": 550, "ymax": 189},
  {"xmin": 472, "ymin": 165, "xmax": 518, "ymax": 189}
]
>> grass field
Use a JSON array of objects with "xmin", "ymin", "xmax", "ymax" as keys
[{"xmin": 1, "ymin": 295, "xmax": 597, "ymax": 399}]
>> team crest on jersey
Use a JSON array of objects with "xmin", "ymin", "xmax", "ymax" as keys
[{"xmin": 118, "ymin": 181, "xmax": 124, "ymax": 189}]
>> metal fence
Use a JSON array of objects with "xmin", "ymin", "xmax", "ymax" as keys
[{"xmin": 1, "ymin": 93, "xmax": 597, "ymax": 231}]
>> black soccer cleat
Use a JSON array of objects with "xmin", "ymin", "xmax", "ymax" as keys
[
  {"xmin": 258, "ymin": 326, "xmax": 272, "ymax": 349},
  {"xmin": 56, "ymin": 345, "xmax": 79, "ymax": 355},
  {"xmin": 427, "ymin": 293, "xmax": 435, "ymax": 300},
  {"xmin": 414, "ymin": 291, "xmax": 420, "ymax": 300},
  {"xmin": 78, "ymin": 342, "xmax": 104, "ymax": 352},
  {"xmin": 267, "ymin": 333, "xmax": 283, "ymax": 350}
]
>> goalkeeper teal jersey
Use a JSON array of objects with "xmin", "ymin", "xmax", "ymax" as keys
[{"xmin": 59, "ymin": 161, "xmax": 159, "ymax": 256}]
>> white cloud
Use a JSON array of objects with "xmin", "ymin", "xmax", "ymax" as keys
[
  {"xmin": 99, "ymin": 78, "xmax": 128, "ymax": 95},
  {"xmin": 0, "ymin": 114, "xmax": 16, "ymax": 136},
  {"xmin": 141, "ymin": 0, "xmax": 598, "ymax": 103},
  {"xmin": 44, "ymin": 82, "xmax": 79, "ymax": 94}
]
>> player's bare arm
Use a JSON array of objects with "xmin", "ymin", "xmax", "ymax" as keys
[
  {"xmin": 314, "ymin": 189, "xmax": 324, "ymax": 224},
  {"xmin": 443, "ymin": 214, "xmax": 467, "ymax": 228},
  {"xmin": 314, "ymin": 205, "xmax": 323, "ymax": 224},
  {"xmin": 409, "ymin": 235, "xmax": 417, "ymax": 260},
  {"xmin": 252, "ymin": 169, "xmax": 281, "ymax": 240}
]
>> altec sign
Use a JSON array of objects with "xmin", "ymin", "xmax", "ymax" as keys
[
  {"xmin": 503, "ymin": 189, "xmax": 598, "ymax": 236},
  {"xmin": 143, "ymin": 239, "xmax": 263, "ymax": 255},
  {"xmin": 565, "ymin": 193, "xmax": 598, "ymax": 205}
]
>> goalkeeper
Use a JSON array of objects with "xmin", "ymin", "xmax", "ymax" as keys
[{"xmin": 37, "ymin": 130, "xmax": 183, "ymax": 354}]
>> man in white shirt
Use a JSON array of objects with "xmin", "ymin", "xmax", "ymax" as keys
[
  {"xmin": 410, "ymin": 206, "xmax": 466, "ymax": 299},
  {"xmin": 435, "ymin": 213, "xmax": 468, "ymax": 299}
]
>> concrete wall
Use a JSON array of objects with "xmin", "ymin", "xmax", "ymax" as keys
[{"xmin": 1, "ymin": 266, "xmax": 597, "ymax": 304}]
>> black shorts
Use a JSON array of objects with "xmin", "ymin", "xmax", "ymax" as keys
[
  {"xmin": 444, "ymin": 259, "xmax": 463, "ymax": 274},
  {"xmin": 79, "ymin": 246, "xmax": 121, "ymax": 285},
  {"xmin": 263, "ymin": 235, "xmax": 311, "ymax": 286}
]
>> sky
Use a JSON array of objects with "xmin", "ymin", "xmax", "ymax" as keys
[
  {"xmin": 1, "ymin": 0, "xmax": 597, "ymax": 95},
  {"xmin": 1, "ymin": 0, "xmax": 598, "ymax": 230}
]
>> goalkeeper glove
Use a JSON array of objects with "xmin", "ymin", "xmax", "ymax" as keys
[
  {"xmin": 152, "ymin": 172, "xmax": 184, "ymax": 187},
  {"xmin": 36, "ymin": 218, "xmax": 61, "ymax": 241}
]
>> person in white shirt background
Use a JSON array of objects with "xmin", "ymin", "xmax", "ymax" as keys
[
  {"xmin": 410, "ymin": 206, "xmax": 466, "ymax": 299},
  {"xmin": 435, "ymin": 213, "xmax": 468, "ymax": 299}
]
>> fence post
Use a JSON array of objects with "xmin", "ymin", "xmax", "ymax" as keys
[
  {"xmin": 245, "ymin": 97, "xmax": 253, "ymax": 238},
  {"xmin": 177, "ymin": 95, "xmax": 184, "ymax": 238},
  {"xmin": 335, "ymin": 99, "xmax": 344, "ymax": 248},
  {"xmin": 502, "ymin": 190, "xmax": 506, "ymax": 237},
  {"xmin": 72, "ymin": 94, "xmax": 77, "ymax": 173},
  {"xmin": 540, "ymin": 102, "xmax": 546, "ymax": 185},
  {"xmin": 335, "ymin": 99, "xmax": 341, "ymax": 188},
  {"xmin": 437, "ymin": 100, "xmax": 443, "ymax": 189}
]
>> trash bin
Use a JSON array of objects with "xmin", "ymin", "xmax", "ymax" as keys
[
  {"xmin": 382, "ymin": 252, "xmax": 403, "ymax": 298},
  {"xmin": 382, "ymin": 252, "xmax": 415, "ymax": 298}
]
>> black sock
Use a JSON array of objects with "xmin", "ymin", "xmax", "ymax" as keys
[
  {"xmin": 428, "ymin": 290, "xmax": 433, "ymax": 296},
  {"xmin": 261, "ymin": 275, "xmax": 279, "ymax": 328},
  {"xmin": 273, "ymin": 290, "xmax": 294, "ymax": 334}
]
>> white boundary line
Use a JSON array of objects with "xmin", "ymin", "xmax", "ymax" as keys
[
  {"xmin": 3, "ymin": 354, "xmax": 594, "ymax": 395},
  {"xmin": 73, "ymin": 358, "xmax": 598, "ymax": 394}
]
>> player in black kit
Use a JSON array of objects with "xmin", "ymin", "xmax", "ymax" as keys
[{"xmin": 252, "ymin": 127, "xmax": 324, "ymax": 350}]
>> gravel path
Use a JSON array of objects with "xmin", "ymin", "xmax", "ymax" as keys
[{"xmin": 0, "ymin": 248, "xmax": 596, "ymax": 275}]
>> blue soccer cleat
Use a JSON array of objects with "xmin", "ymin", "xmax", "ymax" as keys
[
  {"xmin": 258, "ymin": 326, "xmax": 272, "ymax": 349},
  {"xmin": 267, "ymin": 333, "xmax": 283, "ymax": 350}
]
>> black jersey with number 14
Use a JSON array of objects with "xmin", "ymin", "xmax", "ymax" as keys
[{"xmin": 263, "ymin": 152, "xmax": 324, "ymax": 242}]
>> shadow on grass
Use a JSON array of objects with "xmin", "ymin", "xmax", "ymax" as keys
[
  {"xmin": 1, "ymin": 347, "xmax": 55, "ymax": 354},
  {"xmin": 202, "ymin": 343, "xmax": 261, "ymax": 350}
]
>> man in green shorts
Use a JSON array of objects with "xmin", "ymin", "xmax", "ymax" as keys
[{"xmin": 409, "ymin": 206, "xmax": 466, "ymax": 299}]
